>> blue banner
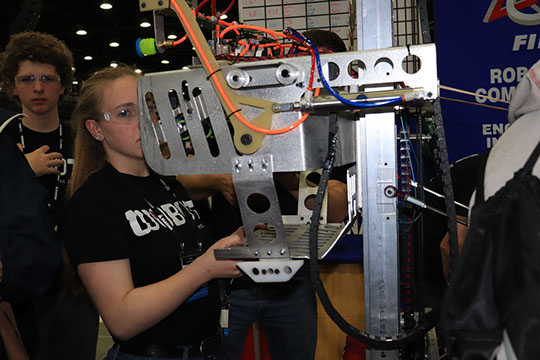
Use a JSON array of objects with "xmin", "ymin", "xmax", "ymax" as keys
[{"xmin": 434, "ymin": 0, "xmax": 540, "ymax": 163}]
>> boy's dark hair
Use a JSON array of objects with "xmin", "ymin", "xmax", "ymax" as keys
[
  {"xmin": 0, "ymin": 31, "xmax": 74, "ymax": 98},
  {"xmin": 302, "ymin": 30, "xmax": 347, "ymax": 53}
]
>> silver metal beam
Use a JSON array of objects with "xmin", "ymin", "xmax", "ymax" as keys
[
  {"xmin": 356, "ymin": 0, "xmax": 394, "ymax": 50},
  {"xmin": 358, "ymin": 112, "xmax": 400, "ymax": 360}
]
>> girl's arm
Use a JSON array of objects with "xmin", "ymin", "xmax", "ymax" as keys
[{"xmin": 78, "ymin": 233, "xmax": 243, "ymax": 341}]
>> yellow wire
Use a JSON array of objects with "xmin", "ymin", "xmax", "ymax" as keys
[
  {"xmin": 439, "ymin": 96, "xmax": 508, "ymax": 111},
  {"xmin": 438, "ymin": 84, "xmax": 511, "ymax": 104}
]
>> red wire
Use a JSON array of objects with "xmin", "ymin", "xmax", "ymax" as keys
[
  {"xmin": 195, "ymin": 0, "xmax": 210, "ymax": 15},
  {"xmin": 307, "ymin": 48, "xmax": 316, "ymax": 91},
  {"xmin": 211, "ymin": 0, "xmax": 216, "ymax": 17},
  {"xmin": 173, "ymin": 34, "xmax": 189, "ymax": 46},
  {"xmin": 218, "ymin": 0, "xmax": 236, "ymax": 17},
  {"xmin": 219, "ymin": 24, "xmax": 285, "ymax": 41},
  {"xmin": 171, "ymin": 0, "xmax": 317, "ymax": 135}
]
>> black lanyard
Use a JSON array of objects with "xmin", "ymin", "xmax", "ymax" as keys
[
  {"xmin": 112, "ymin": 167, "xmax": 204, "ymax": 266},
  {"xmin": 18, "ymin": 120, "xmax": 63, "ymax": 202}
]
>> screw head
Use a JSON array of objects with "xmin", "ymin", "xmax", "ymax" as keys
[{"xmin": 241, "ymin": 134, "xmax": 252, "ymax": 145}]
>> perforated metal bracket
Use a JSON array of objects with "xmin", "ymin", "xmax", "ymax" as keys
[
  {"xmin": 232, "ymin": 155, "xmax": 290, "ymax": 260},
  {"xmin": 237, "ymin": 259, "xmax": 304, "ymax": 283}
]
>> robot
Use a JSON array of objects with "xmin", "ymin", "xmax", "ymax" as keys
[{"xmin": 137, "ymin": 0, "xmax": 443, "ymax": 358}]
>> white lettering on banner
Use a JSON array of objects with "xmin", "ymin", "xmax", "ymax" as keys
[
  {"xmin": 475, "ymin": 86, "xmax": 516, "ymax": 103},
  {"xmin": 487, "ymin": 137, "xmax": 499, "ymax": 148},
  {"xmin": 483, "ymin": 123, "xmax": 511, "ymax": 149},
  {"xmin": 490, "ymin": 67, "xmax": 528, "ymax": 83},
  {"xmin": 513, "ymin": 34, "xmax": 540, "ymax": 51},
  {"xmin": 482, "ymin": 123, "xmax": 510, "ymax": 136}
]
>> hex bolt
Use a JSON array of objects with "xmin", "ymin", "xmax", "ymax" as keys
[
  {"xmin": 267, "ymin": 250, "xmax": 272, "ymax": 256},
  {"xmin": 254, "ymin": 251, "xmax": 259, "ymax": 256},
  {"xmin": 158, "ymin": 0, "xmax": 163, "ymax": 5},
  {"xmin": 280, "ymin": 248, "xmax": 286, "ymax": 255},
  {"xmin": 141, "ymin": 2, "xmax": 146, "ymax": 8},
  {"xmin": 272, "ymin": 103, "xmax": 280, "ymax": 112}
]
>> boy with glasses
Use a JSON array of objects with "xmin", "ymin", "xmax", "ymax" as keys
[
  {"xmin": 0, "ymin": 31, "xmax": 74, "ymax": 225},
  {"xmin": 0, "ymin": 31, "xmax": 98, "ymax": 360}
]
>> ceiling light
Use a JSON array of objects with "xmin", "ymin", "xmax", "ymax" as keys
[
  {"xmin": 84, "ymin": 55, "xmax": 93, "ymax": 60},
  {"xmin": 76, "ymin": 29, "xmax": 87, "ymax": 36},
  {"xmin": 182, "ymin": 66, "xmax": 189, "ymax": 70},
  {"xmin": 100, "ymin": 2, "xmax": 113, "ymax": 10},
  {"xmin": 73, "ymin": 80, "xmax": 79, "ymax": 85},
  {"xmin": 135, "ymin": 69, "xmax": 142, "ymax": 74},
  {"xmin": 161, "ymin": 59, "xmax": 170, "ymax": 64},
  {"xmin": 109, "ymin": 41, "xmax": 120, "ymax": 47},
  {"xmin": 140, "ymin": 20, "xmax": 151, "ymax": 28},
  {"xmin": 167, "ymin": 34, "xmax": 177, "ymax": 40},
  {"xmin": 110, "ymin": 62, "xmax": 118, "ymax": 68},
  {"xmin": 220, "ymin": 14, "xmax": 228, "ymax": 20}
]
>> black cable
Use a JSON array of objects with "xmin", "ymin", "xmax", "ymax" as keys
[
  {"xmin": 309, "ymin": 113, "xmax": 439, "ymax": 350},
  {"xmin": 206, "ymin": 68, "xmax": 223, "ymax": 80},
  {"xmin": 225, "ymin": 108, "xmax": 242, "ymax": 120},
  {"xmin": 432, "ymin": 100, "xmax": 459, "ymax": 276},
  {"xmin": 418, "ymin": 0, "xmax": 459, "ymax": 279}
]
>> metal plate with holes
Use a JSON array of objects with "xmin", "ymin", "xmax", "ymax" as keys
[
  {"xmin": 138, "ymin": 44, "xmax": 437, "ymax": 177},
  {"xmin": 214, "ymin": 223, "xmax": 346, "ymax": 260},
  {"xmin": 237, "ymin": 259, "xmax": 305, "ymax": 283}
]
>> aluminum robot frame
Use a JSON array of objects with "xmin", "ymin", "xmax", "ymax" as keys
[{"xmin": 137, "ymin": 0, "xmax": 439, "ymax": 358}]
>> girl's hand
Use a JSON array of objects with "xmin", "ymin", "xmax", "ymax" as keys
[{"xmin": 194, "ymin": 234, "xmax": 245, "ymax": 281}]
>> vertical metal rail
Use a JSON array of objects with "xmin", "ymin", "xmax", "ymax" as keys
[
  {"xmin": 356, "ymin": 1, "xmax": 399, "ymax": 359},
  {"xmin": 357, "ymin": 113, "xmax": 400, "ymax": 360},
  {"xmin": 356, "ymin": 0, "xmax": 394, "ymax": 50}
]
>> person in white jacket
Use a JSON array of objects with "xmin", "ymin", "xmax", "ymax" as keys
[
  {"xmin": 483, "ymin": 59, "xmax": 540, "ymax": 360},
  {"xmin": 442, "ymin": 59, "xmax": 540, "ymax": 360}
]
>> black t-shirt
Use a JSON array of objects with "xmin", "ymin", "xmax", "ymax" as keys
[
  {"xmin": 2, "ymin": 118, "xmax": 74, "ymax": 226},
  {"xmin": 62, "ymin": 163, "xmax": 220, "ymax": 346}
]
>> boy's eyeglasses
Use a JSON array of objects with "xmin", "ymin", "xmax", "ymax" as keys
[
  {"xmin": 15, "ymin": 74, "xmax": 61, "ymax": 85},
  {"xmin": 102, "ymin": 103, "xmax": 139, "ymax": 124}
]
